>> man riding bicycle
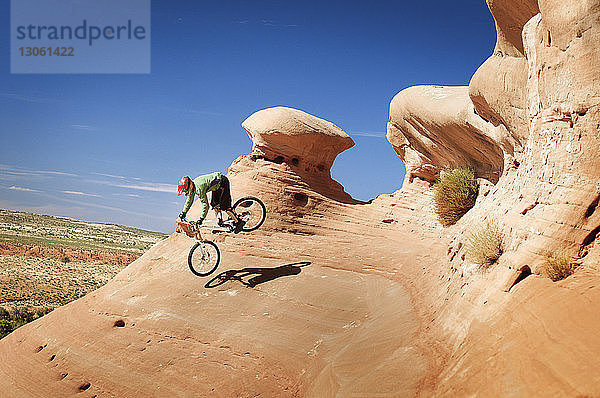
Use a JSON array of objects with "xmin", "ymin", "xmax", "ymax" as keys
[{"xmin": 177, "ymin": 172, "xmax": 245, "ymax": 234}]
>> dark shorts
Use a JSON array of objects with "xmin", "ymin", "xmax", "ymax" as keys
[{"xmin": 210, "ymin": 175, "xmax": 232, "ymax": 210}]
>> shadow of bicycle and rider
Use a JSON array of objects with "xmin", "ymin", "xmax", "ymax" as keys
[{"xmin": 204, "ymin": 261, "xmax": 311, "ymax": 289}]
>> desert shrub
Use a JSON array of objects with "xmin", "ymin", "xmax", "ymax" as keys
[
  {"xmin": 434, "ymin": 168, "xmax": 479, "ymax": 226},
  {"xmin": 545, "ymin": 253, "xmax": 576, "ymax": 282},
  {"xmin": 35, "ymin": 307, "xmax": 53, "ymax": 318},
  {"xmin": 0, "ymin": 320, "xmax": 12, "ymax": 338},
  {"xmin": 0, "ymin": 306, "xmax": 54, "ymax": 339},
  {"xmin": 61, "ymin": 256, "xmax": 71, "ymax": 264},
  {"xmin": 466, "ymin": 220, "xmax": 503, "ymax": 267}
]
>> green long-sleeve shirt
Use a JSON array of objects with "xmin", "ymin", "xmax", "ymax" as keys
[{"xmin": 182, "ymin": 172, "xmax": 222, "ymax": 219}]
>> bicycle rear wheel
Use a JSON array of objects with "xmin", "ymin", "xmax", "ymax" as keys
[
  {"xmin": 233, "ymin": 196, "xmax": 266, "ymax": 232},
  {"xmin": 188, "ymin": 241, "xmax": 220, "ymax": 276}
]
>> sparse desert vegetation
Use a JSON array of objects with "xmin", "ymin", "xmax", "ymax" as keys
[
  {"xmin": 0, "ymin": 209, "xmax": 167, "ymax": 338},
  {"xmin": 0, "ymin": 255, "xmax": 122, "ymax": 307},
  {"xmin": 433, "ymin": 168, "xmax": 479, "ymax": 226},
  {"xmin": 0, "ymin": 306, "xmax": 53, "ymax": 339},
  {"xmin": 466, "ymin": 220, "xmax": 503, "ymax": 267},
  {"xmin": 0, "ymin": 209, "xmax": 166, "ymax": 253},
  {"xmin": 544, "ymin": 252, "xmax": 577, "ymax": 281}
]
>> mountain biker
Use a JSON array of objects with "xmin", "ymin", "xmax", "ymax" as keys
[{"xmin": 177, "ymin": 173, "xmax": 245, "ymax": 234}]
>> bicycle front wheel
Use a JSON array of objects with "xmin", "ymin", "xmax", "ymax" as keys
[
  {"xmin": 233, "ymin": 196, "xmax": 266, "ymax": 232},
  {"xmin": 188, "ymin": 241, "xmax": 220, "ymax": 276}
]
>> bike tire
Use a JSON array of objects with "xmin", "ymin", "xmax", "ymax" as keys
[
  {"xmin": 233, "ymin": 196, "xmax": 266, "ymax": 232},
  {"xmin": 188, "ymin": 241, "xmax": 220, "ymax": 276}
]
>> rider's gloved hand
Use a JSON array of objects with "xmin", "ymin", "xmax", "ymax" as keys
[{"xmin": 179, "ymin": 212, "xmax": 187, "ymax": 220}]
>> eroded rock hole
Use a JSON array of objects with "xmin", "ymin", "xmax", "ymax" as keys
[
  {"xmin": 273, "ymin": 156, "xmax": 284, "ymax": 164},
  {"xmin": 293, "ymin": 193, "xmax": 309, "ymax": 206},
  {"xmin": 585, "ymin": 195, "xmax": 600, "ymax": 218},
  {"xmin": 583, "ymin": 225, "xmax": 600, "ymax": 247},
  {"xmin": 36, "ymin": 344, "xmax": 47, "ymax": 353},
  {"xmin": 113, "ymin": 319, "xmax": 125, "ymax": 328},
  {"xmin": 49, "ymin": 354, "xmax": 56, "ymax": 362},
  {"xmin": 291, "ymin": 158, "xmax": 299, "ymax": 166},
  {"xmin": 317, "ymin": 164, "xmax": 325, "ymax": 172},
  {"xmin": 79, "ymin": 382, "xmax": 91, "ymax": 391},
  {"xmin": 510, "ymin": 266, "xmax": 532, "ymax": 291},
  {"xmin": 60, "ymin": 373, "xmax": 68, "ymax": 380},
  {"xmin": 547, "ymin": 30, "xmax": 552, "ymax": 46}
]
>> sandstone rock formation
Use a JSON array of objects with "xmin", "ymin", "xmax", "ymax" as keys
[
  {"xmin": 385, "ymin": 0, "xmax": 600, "ymax": 396},
  {"xmin": 468, "ymin": 0, "xmax": 539, "ymax": 145},
  {"xmin": 189, "ymin": 107, "xmax": 360, "ymax": 235},
  {"xmin": 463, "ymin": 0, "xmax": 600, "ymax": 270},
  {"xmin": 241, "ymin": 106, "xmax": 354, "ymax": 172},
  {"xmin": 386, "ymin": 85, "xmax": 513, "ymax": 183}
]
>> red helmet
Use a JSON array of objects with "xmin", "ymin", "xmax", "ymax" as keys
[{"xmin": 177, "ymin": 176, "xmax": 192, "ymax": 196}]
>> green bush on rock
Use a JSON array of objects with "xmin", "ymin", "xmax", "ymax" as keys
[{"xmin": 434, "ymin": 168, "xmax": 479, "ymax": 226}]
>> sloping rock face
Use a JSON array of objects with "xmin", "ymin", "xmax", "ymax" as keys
[
  {"xmin": 0, "ymin": 108, "xmax": 442, "ymax": 397},
  {"xmin": 387, "ymin": 85, "xmax": 513, "ymax": 183}
]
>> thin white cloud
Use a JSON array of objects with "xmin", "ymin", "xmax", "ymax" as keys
[
  {"xmin": 156, "ymin": 104, "xmax": 222, "ymax": 116},
  {"xmin": 94, "ymin": 172, "xmax": 128, "ymax": 180},
  {"xmin": 89, "ymin": 177, "xmax": 176, "ymax": 194},
  {"xmin": 113, "ymin": 182, "xmax": 176, "ymax": 193},
  {"xmin": 351, "ymin": 131, "xmax": 387, "ymax": 138},
  {"xmin": 8, "ymin": 186, "xmax": 40, "ymax": 192},
  {"xmin": 40, "ymin": 170, "xmax": 77, "ymax": 176},
  {"xmin": 260, "ymin": 19, "xmax": 298, "ymax": 28},
  {"xmin": 71, "ymin": 124, "xmax": 96, "ymax": 131},
  {"xmin": 113, "ymin": 193, "xmax": 141, "ymax": 198},
  {"xmin": 0, "ymin": 92, "xmax": 52, "ymax": 104},
  {"xmin": 0, "ymin": 164, "xmax": 77, "ymax": 177},
  {"xmin": 62, "ymin": 190, "xmax": 100, "ymax": 197}
]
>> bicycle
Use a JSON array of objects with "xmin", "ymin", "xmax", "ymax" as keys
[{"xmin": 175, "ymin": 196, "xmax": 266, "ymax": 276}]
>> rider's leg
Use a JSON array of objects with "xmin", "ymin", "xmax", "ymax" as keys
[{"xmin": 219, "ymin": 176, "xmax": 238, "ymax": 223}]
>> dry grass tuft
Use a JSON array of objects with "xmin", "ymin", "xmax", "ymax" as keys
[
  {"xmin": 466, "ymin": 220, "xmax": 503, "ymax": 267},
  {"xmin": 545, "ymin": 253, "xmax": 577, "ymax": 282},
  {"xmin": 434, "ymin": 168, "xmax": 479, "ymax": 226}
]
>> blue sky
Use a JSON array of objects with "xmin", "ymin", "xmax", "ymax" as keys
[{"xmin": 0, "ymin": 0, "xmax": 496, "ymax": 232}]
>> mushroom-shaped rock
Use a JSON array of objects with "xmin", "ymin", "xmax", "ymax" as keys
[
  {"xmin": 387, "ymin": 85, "xmax": 513, "ymax": 183},
  {"xmin": 242, "ymin": 107, "xmax": 354, "ymax": 171}
]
